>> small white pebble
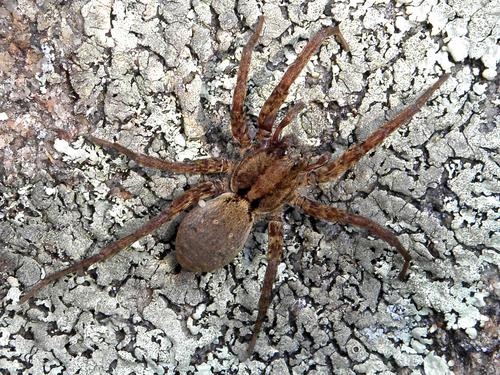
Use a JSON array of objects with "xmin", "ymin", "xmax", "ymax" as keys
[
  {"xmin": 411, "ymin": 339, "xmax": 427, "ymax": 354},
  {"xmin": 106, "ymin": 37, "xmax": 115, "ymax": 48},
  {"xmin": 7, "ymin": 276, "xmax": 20, "ymax": 287},
  {"xmin": 472, "ymin": 83, "xmax": 487, "ymax": 95},
  {"xmin": 45, "ymin": 187, "xmax": 57, "ymax": 196},
  {"xmin": 408, "ymin": 4, "xmax": 430, "ymax": 22},
  {"xmin": 221, "ymin": 76, "xmax": 234, "ymax": 90},
  {"xmin": 197, "ymin": 199, "xmax": 206, "ymax": 207},
  {"xmin": 428, "ymin": 12, "xmax": 448, "ymax": 35},
  {"xmin": 186, "ymin": 316, "xmax": 200, "ymax": 335},
  {"xmin": 435, "ymin": 51, "xmax": 454, "ymax": 71},
  {"xmin": 174, "ymin": 133, "xmax": 186, "ymax": 147},
  {"xmin": 177, "ymin": 149, "xmax": 198, "ymax": 161},
  {"xmin": 196, "ymin": 364, "xmax": 212, "ymax": 375},
  {"xmin": 480, "ymin": 45, "xmax": 500, "ymax": 70},
  {"xmin": 7, "ymin": 287, "xmax": 21, "ymax": 303},
  {"xmin": 395, "ymin": 16, "xmax": 411, "ymax": 33},
  {"xmin": 309, "ymin": 70, "xmax": 320, "ymax": 78},
  {"xmin": 424, "ymin": 352, "xmax": 452, "ymax": 375},
  {"xmin": 465, "ymin": 327, "xmax": 478, "ymax": 339},
  {"xmin": 192, "ymin": 304, "xmax": 206, "ymax": 320},
  {"xmin": 0, "ymin": 112, "xmax": 8, "ymax": 121},
  {"xmin": 482, "ymin": 68, "xmax": 497, "ymax": 80},
  {"xmin": 447, "ymin": 37, "xmax": 469, "ymax": 62},
  {"xmin": 215, "ymin": 59, "xmax": 230, "ymax": 72},
  {"xmin": 75, "ymin": 275, "xmax": 87, "ymax": 284}
]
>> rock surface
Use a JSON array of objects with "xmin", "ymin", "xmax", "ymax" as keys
[{"xmin": 1, "ymin": 0, "xmax": 498, "ymax": 374}]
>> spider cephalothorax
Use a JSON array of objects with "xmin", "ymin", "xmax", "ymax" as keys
[
  {"xmin": 20, "ymin": 16, "xmax": 449, "ymax": 356},
  {"xmin": 176, "ymin": 134, "xmax": 313, "ymax": 273}
]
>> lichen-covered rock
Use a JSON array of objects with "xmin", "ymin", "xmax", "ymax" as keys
[{"xmin": 1, "ymin": 1, "xmax": 497, "ymax": 374}]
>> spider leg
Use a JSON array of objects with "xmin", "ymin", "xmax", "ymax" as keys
[
  {"xmin": 247, "ymin": 212, "xmax": 283, "ymax": 356},
  {"xmin": 256, "ymin": 25, "xmax": 348, "ymax": 142},
  {"xmin": 270, "ymin": 101, "xmax": 305, "ymax": 145},
  {"xmin": 310, "ymin": 74, "xmax": 450, "ymax": 184},
  {"xmin": 86, "ymin": 136, "xmax": 232, "ymax": 174},
  {"xmin": 292, "ymin": 195, "xmax": 410, "ymax": 280},
  {"xmin": 19, "ymin": 181, "xmax": 223, "ymax": 304},
  {"xmin": 231, "ymin": 16, "xmax": 265, "ymax": 152}
]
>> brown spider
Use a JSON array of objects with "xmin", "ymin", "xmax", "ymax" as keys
[{"xmin": 20, "ymin": 17, "xmax": 449, "ymax": 355}]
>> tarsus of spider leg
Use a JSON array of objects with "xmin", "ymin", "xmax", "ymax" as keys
[
  {"xmin": 292, "ymin": 196, "xmax": 410, "ymax": 280},
  {"xmin": 270, "ymin": 101, "xmax": 306, "ymax": 144},
  {"xmin": 86, "ymin": 135, "xmax": 231, "ymax": 174},
  {"xmin": 257, "ymin": 25, "xmax": 349, "ymax": 141},
  {"xmin": 246, "ymin": 213, "xmax": 283, "ymax": 357},
  {"xmin": 231, "ymin": 16, "xmax": 265, "ymax": 151},
  {"xmin": 19, "ymin": 182, "xmax": 220, "ymax": 304},
  {"xmin": 311, "ymin": 74, "xmax": 450, "ymax": 184}
]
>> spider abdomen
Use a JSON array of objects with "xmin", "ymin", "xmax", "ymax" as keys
[{"xmin": 175, "ymin": 192, "xmax": 254, "ymax": 272}]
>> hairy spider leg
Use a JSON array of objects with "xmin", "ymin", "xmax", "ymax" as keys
[
  {"xmin": 230, "ymin": 16, "xmax": 265, "ymax": 152},
  {"xmin": 310, "ymin": 74, "xmax": 450, "ymax": 184},
  {"xmin": 247, "ymin": 213, "xmax": 284, "ymax": 356},
  {"xmin": 292, "ymin": 196, "xmax": 410, "ymax": 280},
  {"xmin": 19, "ymin": 181, "xmax": 222, "ymax": 304},
  {"xmin": 270, "ymin": 101, "xmax": 305, "ymax": 145},
  {"xmin": 256, "ymin": 25, "xmax": 348, "ymax": 142},
  {"xmin": 86, "ymin": 136, "xmax": 232, "ymax": 174}
]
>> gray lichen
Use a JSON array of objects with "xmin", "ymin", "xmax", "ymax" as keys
[{"xmin": 1, "ymin": 0, "xmax": 498, "ymax": 374}]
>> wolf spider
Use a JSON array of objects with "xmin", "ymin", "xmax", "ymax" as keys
[{"xmin": 20, "ymin": 16, "xmax": 449, "ymax": 355}]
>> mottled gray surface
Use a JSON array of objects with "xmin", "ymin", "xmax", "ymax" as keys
[{"xmin": 1, "ymin": 0, "xmax": 498, "ymax": 374}]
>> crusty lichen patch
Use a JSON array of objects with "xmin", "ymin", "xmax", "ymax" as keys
[{"xmin": 1, "ymin": 0, "xmax": 498, "ymax": 374}]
